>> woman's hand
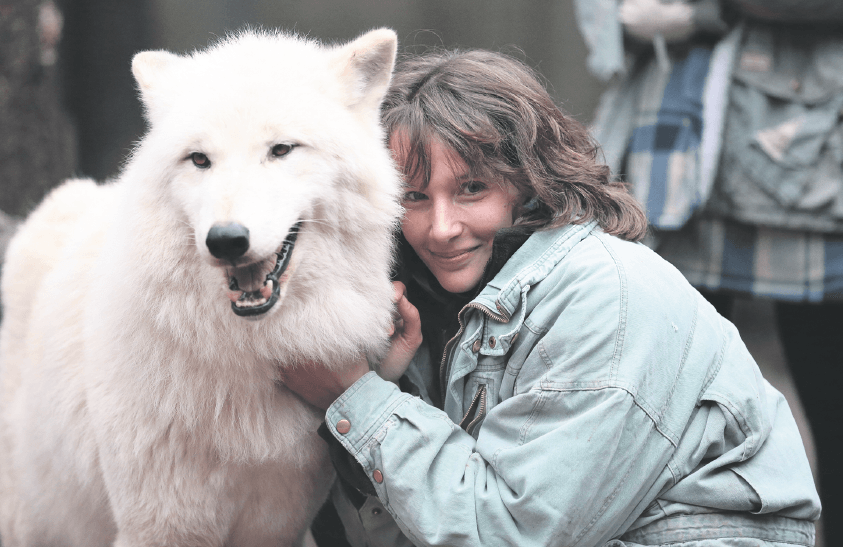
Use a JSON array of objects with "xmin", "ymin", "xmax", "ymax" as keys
[
  {"xmin": 375, "ymin": 281, "xmax": 423, "ymax": 382},
  {"xmin": 619, "ymin": 0, "xmax": 695, "ymax": 42},
  {"xmin": 281, "ymin": 281, "xmax": 423, "ymax": 410},
  {"xmin": 281, "ymin": 355, "xmax": 371, "ymax": 411}
]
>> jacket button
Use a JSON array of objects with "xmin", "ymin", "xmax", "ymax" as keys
[
  {"xmin": 372, "ymin": 469, "xmax": 384, "ymax": 483},
  {"xmin": 336, "ymin": 419, "xmax": 351, "ymax": 434},
  {"xmin": 488, "ymin": 336, "xmax": 496, "ymax": 348},
  {"xmin": 471, "ymin": 339, "xmax": 481, "ymax": 353},
  {"xmin": 372, "ymin": 507, "xmax": 382, "ymax": 516}
]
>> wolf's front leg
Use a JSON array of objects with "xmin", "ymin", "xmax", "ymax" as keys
[
  {"xmin": 99, "ymin": 441, "xmax": 234, "ymax": 547},
  {"xmin": 102, "ymin": 445, "xmax": 331, "ymax": 547}
]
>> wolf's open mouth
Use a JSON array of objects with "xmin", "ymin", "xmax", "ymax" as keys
[{"xmin": 227, "ymin": 222, "xmax": 302, "ymax": 317}]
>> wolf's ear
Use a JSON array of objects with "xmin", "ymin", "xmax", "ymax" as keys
[
  {"xmin": 132, "ymin": 50, "xmax": 182, "ymax": 121},
  {"xmin": 333, "ymin": 28, "xmax": 397, "ymax": 113}
]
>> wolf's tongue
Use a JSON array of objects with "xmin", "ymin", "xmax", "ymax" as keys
[
  {"xmin": 260, "ymin": 283, "xmax": 273, "ymax": 299},
  {"xmin": 226, "ymin": 279, "xmax": 273, "ymax": 303}
]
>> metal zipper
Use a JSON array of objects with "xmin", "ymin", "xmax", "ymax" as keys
[
  {"xmin": 465, "ymin": 385, "xmax": 488, "ymax": 433},
  {"xmin": 459, "ymin": 383, "xmax": 487, "ymax": 431},
  {"xmin": 439, "ymin": 302, "xmax": 510, "ymax": 404}
]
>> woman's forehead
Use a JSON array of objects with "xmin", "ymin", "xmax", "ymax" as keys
[{"xmin": 391, "ymin": 133, "xmax": 468, "ymax": 183}]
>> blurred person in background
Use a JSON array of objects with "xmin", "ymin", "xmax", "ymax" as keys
[{"xmin": 575, "ymin": 0, "xmax": 843, "ymax": 541}]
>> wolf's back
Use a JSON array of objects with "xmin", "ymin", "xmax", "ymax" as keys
[
  {"xmin": 1, "ymin": 179, "xmax": 109, "ymax": 353},
  {"xmin": 0, "ymin": 178, "xmax": 119, "ymax": 543}
]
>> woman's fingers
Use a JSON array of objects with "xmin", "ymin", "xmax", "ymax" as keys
[
  {"xmin": 393, "ymin": 280, "xmax": 408, "ymax": 301},
  {"xmin": 394, "ymin": 291, "xmax": 421, "ymax": 345},
  {"xmin": 376, "ymin": 282, "xmax": 423, "ymax": 382},
  {"xmin": 387, "ymin": 281, "xmax": 406, "ymax": 337}
]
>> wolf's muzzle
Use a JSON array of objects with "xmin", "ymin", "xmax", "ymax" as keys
[{"xmin": 226, "ymin": 221, "xmax": 302, "ymax": 318}]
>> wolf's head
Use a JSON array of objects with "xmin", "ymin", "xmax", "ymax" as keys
[
  {"xmin": 124, "ymin": 29, "xmax": 400, "ymax": 326},
  {"xmin": 107, "ymin": 29, "xmax": 402, "ymax": 367}
]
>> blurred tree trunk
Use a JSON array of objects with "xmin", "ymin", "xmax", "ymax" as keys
[
  {"xmin": 0, "ymin": 0, "xmax": 152, "ymax": 321},
  {"xmin": 0, "ymin": 0, "xmax": 76, "ymax": 218}
]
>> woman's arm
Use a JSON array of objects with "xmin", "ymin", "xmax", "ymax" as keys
[{"xmin": 323, "ymin": 370, "xmax": 674, "ymax": 546}]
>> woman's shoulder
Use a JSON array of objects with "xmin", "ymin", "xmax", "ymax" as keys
[
  {"xmin": 525, "ymin": 228, "xmax": 731, "ymax": 415},
  {"xmin": 493, "ymin": 224, "xmax": 720, "ymax": 348},
  {"xmin": 519, "ymin": 225, "xmax": 694, "ymax": 301}
]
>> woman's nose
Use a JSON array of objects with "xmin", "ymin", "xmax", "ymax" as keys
[{"xmin": 429, "ymin": 199, "xmax": 461, "ymax": 241}]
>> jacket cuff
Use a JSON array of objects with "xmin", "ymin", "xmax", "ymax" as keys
[{"xmin": 325, "ymin": 371, "xmax": 414, "ymax": 456}]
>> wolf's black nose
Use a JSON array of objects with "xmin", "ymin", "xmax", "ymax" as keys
[{"xmin": 206, "ymin": 223, "xmax": 250, "ymax": 261}]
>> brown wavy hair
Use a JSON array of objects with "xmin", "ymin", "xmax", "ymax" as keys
[{"xmin": 381, "ymin": 49, "xmax": 647, "ymax": 241}]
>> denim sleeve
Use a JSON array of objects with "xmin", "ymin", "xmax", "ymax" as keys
[{"xmin": 325, "ymin": 371, "xmax": 676, "ymax": 547}]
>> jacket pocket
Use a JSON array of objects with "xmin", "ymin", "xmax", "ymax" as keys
[{"xmin": 712, "ymin": 26, "xmax": 843, "ymax": 232}]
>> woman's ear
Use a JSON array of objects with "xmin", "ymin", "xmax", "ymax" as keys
[{"xmin": 511, "ymin": 193, "xmax": 540, "ymax": 224}]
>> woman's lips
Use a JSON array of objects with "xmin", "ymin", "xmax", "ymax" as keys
[{"xmin": 426, "ymin": 245, "xmax": 481, "ymax": 267}]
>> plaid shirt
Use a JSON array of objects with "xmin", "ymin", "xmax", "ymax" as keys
[
  {"xmin": 654, "ymin": 217, "xmax": 843, "ymax": 302},
  {"xmin": 625, "ymin": 47, "xmax": 711, "ymax": 230}
]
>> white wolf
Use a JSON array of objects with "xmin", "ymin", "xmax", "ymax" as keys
[{"xmin": 0, "ymin": 28, "xmax": 401, "ymax": 547}]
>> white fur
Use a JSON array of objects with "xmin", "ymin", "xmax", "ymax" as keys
[{"xmin": 0, "ymin": 28, "xmax": 400, "ymax": 547}]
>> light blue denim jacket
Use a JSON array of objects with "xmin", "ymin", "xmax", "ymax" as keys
[{"xmin": 325, "ymin": 222, "xmax": 820, "ymax": 547}]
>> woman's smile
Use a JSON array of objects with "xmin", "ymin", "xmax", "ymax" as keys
[
  {"xmin": 427, "ymin": 244, "xmax": 480, "ymax": 262},
  {"xmin": 422, "ymin": 244, "xmax": 486, "ymax": 277}
]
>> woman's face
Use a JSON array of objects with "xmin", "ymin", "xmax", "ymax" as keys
[{"xmin": 393, "ymin": 136, "xmax": 519, "ymax": 294}]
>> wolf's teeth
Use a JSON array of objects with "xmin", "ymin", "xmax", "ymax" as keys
[{"xmin": 234, "ymin": 296, "xmax": 268, "ymax": 308}]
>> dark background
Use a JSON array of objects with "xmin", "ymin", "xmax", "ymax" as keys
[{"xmin": 1, "ymin": 0, "xmax": 603, "ymax": 217}]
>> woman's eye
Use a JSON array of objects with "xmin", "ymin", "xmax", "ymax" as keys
[
  {"xmin": 402, "ymin": 191, "xmax": 427, "ymax": 202},
  {"xmin": 271, "ymin": 143, "xmax": 294, "ymax": 157},
  {"xmin": 463, "ymin": 180, "xmax": 487, "ymax": 195},
  {"xmin": 190, "ymin": 152, "xmax": 210, "ymax": 169}
]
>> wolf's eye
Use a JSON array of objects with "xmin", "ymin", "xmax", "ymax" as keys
[
  {"xmin": 190, "ymin": 152, "xmax": 210, "ymax": 169},
  {"xmin": 271, "ymin": 144, "xmax": 294, "ymax": 158}
]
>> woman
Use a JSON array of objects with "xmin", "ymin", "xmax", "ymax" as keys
[{"xmin": 286, "ymin": 50, "xmax": 820, "ymax": 547}]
